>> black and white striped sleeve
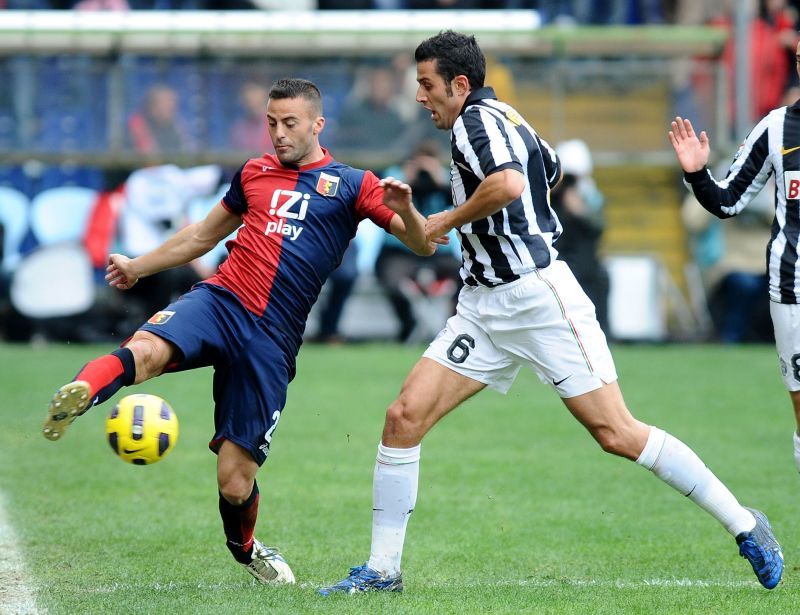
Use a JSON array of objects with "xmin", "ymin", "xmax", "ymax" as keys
[
  {"xmin": 454, "ymin": 107, "xmax": 523, "ymax": 180},
  {"xmin": 684, "ymin": 116, "xmax": 773, "ymax": 219}
]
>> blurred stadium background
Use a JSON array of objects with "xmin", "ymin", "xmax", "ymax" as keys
[{"xmin": 0, "ymin": 1, "xmax": 781, "ymax": 344}]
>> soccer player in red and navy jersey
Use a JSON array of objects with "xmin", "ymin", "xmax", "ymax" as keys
[{"xmin": 41, "ymin": 78, "xmax": 437, "ymax": 585}]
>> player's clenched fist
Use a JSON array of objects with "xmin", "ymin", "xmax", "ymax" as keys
[{"xmin": 106, "ymin": 253, "xmax": 139, "ymax": 290}]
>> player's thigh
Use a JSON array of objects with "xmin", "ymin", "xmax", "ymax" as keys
[
  {"xmin": 383, "ymin": 357, "xmax": 486, "ymax": 445},
  {"xmin": 211, "ymin": 332, "xmax": 291, "ymax": 467},
  {"xmin": 136, "ymin": 285, "xmax": 238, "ymax": 371},
  {"xmin": 770, "ymin": 302, "xmax": 800, "ymax": 391},
  {"xmin": 422, "ymin": 308, "xmax": 520, "ymax": 395}
]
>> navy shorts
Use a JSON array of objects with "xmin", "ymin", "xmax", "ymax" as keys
[{"xmin": 139, "ymin": 283, "xmax": 293, "ymax": 466}]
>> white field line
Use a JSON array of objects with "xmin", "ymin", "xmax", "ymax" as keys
[
  {"xmin": 0, "ymin": 493, "xmax": 39, "ymax": 615},
  {"xmin": 82, "ymin": 577, "xmax": 759, "ymax": 594}
]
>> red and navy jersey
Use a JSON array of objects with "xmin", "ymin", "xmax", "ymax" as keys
[{"xmin": 205, "ymin": 149, "xmax": 394, "ymax": 353}]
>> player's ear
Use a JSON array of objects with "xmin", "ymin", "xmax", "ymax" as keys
[
  {"xmin": 453, "ymin": 75, "xmax": 470, "ymax": 97},
  {"xmin": 313, "ymin": 116, "xmax": 325, "ymax": 136}
]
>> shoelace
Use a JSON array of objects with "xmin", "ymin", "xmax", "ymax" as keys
[
  {"xmin": 253, "ymin": 545, "xmax": 282, "ymax": 560},
  {"xmin": 342, "ymin": 565, "xmax": 376, "ymax": 586}
]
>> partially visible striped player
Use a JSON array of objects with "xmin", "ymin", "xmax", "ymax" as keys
[
  {"xmin": 41, "ymin": 78, "xmax": 436, "ymax": 586},
  {"xmin": 670, "ymin": 41, "xmax": 800, "ymax": 489},
  {"xmin": 321, "ymin": 30, "xmax": 783, "ymax": 595}
]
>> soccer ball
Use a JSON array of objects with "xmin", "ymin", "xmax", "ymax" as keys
[{"xmin": 105, "ymin": 394, "xmax": 179, "ymax": 465}]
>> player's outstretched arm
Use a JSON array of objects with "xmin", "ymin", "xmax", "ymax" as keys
[
  {"xmin": 668, "ymin": 116, "xmax": 711, "ymax": 173},
  {"xmin": 382, "ymin": 177, "xmax": 438, "ymax": 256},
  {"xmin": 425, "ymin": 169, "xmax": 525, "ymax": 242},
  {"xmin": 106, "ymin": 201, "xmax": 242, "ymax": 290}
]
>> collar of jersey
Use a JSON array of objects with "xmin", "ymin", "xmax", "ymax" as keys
[
  {"xmin": 459, "ymin": 86, "xmax": 497, "ymax": 116},
  {"xmin": 274, "ymin": 147, "xmax": 334, "ymax": 172}
]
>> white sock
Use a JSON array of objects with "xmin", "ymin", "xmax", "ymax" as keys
[
  {"xmin": 793, "ymin": 431, "xmax": 800, "ymax": 473},
  {"xmin": 636, "ymin": 426, "xmax": 755, "ymax": 537},
  {"xmin": 367, "ymin": 442, "xmax": 420, "ymax": 577}
]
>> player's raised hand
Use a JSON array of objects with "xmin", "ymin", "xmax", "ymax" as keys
[
  {"xmin": 380, "ymin": 177, "xmax": 413, "ymax": 213},
  {"xmin": 669, "ymin": 116, "xmax": 710, "ymax": 173},
  {"xmin": 106, "ymin": 253, "xmax": 139, "ymax": 290}
]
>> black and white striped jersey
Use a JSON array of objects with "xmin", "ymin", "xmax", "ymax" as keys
[
  {"xmin": 684, "ymin": 101, "xmax": 800, "ymax": 304},
  {"xmin": 450, "ymin": 87, "xmax": 562, "ymax": 287}
]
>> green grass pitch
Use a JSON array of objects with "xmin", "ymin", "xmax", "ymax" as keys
[{"xmin": 0, "ymin": 342, "xmax": 797, "ymax": 614}]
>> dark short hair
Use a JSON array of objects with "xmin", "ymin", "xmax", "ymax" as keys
[
  {"xmin": 268, "ymin": 78, "xmax": 323, "ymax": 116},
  {"xmin": 414, "ymin": 30, "xmax": 485, "ymax": 91}
]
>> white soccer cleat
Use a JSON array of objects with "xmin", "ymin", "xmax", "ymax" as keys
[
  {"xmin": 42, "ymin": 380, "xmax": 92, "ymax": 441},
  {"xmin": 241, "ymin": 539, "xmax": 295, "ymax": 585}
]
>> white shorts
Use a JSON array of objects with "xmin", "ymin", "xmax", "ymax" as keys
[
  {"xmin": 423, "ymin": 260, "xmax": 617, "ymax": 397},
  {"xmin": 770, "ymin": 301, "xmax": 800, "ymax": 391}
]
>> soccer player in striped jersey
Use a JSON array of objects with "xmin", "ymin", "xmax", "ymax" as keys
[
  {"xmin": 321, "ymin": 31, "xmax": 783, "ymax": 594},
  {"xmin": 41, "ymin": 78, "xmax": 437, "ymax": 586},
  {"xmin": 670, "ymin": 42, "xmax": 800, "ymax": 486}
]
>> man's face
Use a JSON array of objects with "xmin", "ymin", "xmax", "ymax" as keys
[
  {"xmin": 415, "ymin": 59, "xmax": 465, "ymax": 130},
  {"xmin": 266, "ymin": 96, "xmax": 324, "ymax": 166}
]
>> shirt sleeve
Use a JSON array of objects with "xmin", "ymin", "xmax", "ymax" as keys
[
  {"xmin": 354, "ymin": 170, "xmax": 395, "ymax": 231},
  {"xmin": 455, "ymin": 106, "xmax": 523, "ymax": 180},
  {"xmin": 221, "ymin": 163, "xmax": 248, "ymax": 215},
  {"xmin": 684, "ymin": 115, "xmax": 773, "ymax": 219}
]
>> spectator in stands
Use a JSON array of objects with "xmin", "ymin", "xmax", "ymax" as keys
[
  {"xmin": 230, "ymin": 79, "xmax": 275, "ymax": 154},
  {"xmin": 550, "ymin": 139, "xmax": 610, "ymax": 335},
  {"xmin": 127, "ymin": 83, "xmax": 193, "ymax": 154},
  {"xmin": 710, "ymin": 0, "xmax": 791, "ymax": 125},
  {"xmin": 119, "ymin": 164, "xmax": 222, "ymax": 326},
  {"xmin": 312, "ymin": 242, "xmax": 360, "ymax": 344},
  {"xmin": 681, "ymin": 172, "xmax": 773, "ymax": 344},
  {"xmin": 377, "ymin": 139, "xmax": 460, "ymax": 342},
  {"xmin": 406, "ymin": 0, "xmax": 486, "ymax": 7},
  {"xmin": 72, "ymin": 0, "xmax": 130, "ymax": 9},
  {"xmin": 317, "ymin": 0, "xmax": 377, "ymax": 7},
  {"xmin": 762, "ymin": 0, "xmax": 800, "ymax": 97},
  {"xmin": 333, "ymin": 66, "xmax": 407, "ymax": 154}
]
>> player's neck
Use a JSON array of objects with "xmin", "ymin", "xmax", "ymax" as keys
[{"xmin": 294, "ymin": 145, "xmax": 327, "ymax": 168}]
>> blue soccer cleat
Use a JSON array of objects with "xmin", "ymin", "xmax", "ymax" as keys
[
  {"xmin": 736, "ymin": 507, "xmax": 783, "ymax": 589},
  {"xmin": 319, "ymin": 564, "xmax": 403, "ymax": 595}
]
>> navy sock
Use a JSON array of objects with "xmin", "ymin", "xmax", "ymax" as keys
[{"xmin": 73, "ymin": 347, "xmax": 136, "ymax": 406}]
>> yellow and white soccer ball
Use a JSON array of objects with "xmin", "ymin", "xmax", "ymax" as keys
[{"xmin": 106, "ymin": 394, "xmax": 179, "ymax": 465}]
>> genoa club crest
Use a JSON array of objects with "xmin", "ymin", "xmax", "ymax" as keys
[
  {"xmin": 148, "ymin": 310, "xmax": 175, "ymax": 325},
  {"xmin": 316, "ymin": 172, "xmax": 340, "ymax": 197}
]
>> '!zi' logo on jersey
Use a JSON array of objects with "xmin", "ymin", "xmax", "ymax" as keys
[
  {"xmin": 266, "ymin": 189, "xmax": 309, "ymax": 241},
  {"xmin": 316, "ymin": 172, "xmax": 340, "ymax": 197}
]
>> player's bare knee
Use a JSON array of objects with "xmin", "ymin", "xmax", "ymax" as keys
[
  {"xmin": 218, "ymin": 475, "xmax": 252, "ymax": 505},
  {"xmin": 384, "ymin": 397, "xmax": 425, "ymax": 442},
  {"xmin": 592, "ymin": 426, "xmax": 628, "ymax": 457},
  {"xmin": 125, "ymin": 333, "xmax": 171, "ymax": 383},
  {"xmin": 593, "ymin": 426, "xmax": 641, "ymax": 460}
]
